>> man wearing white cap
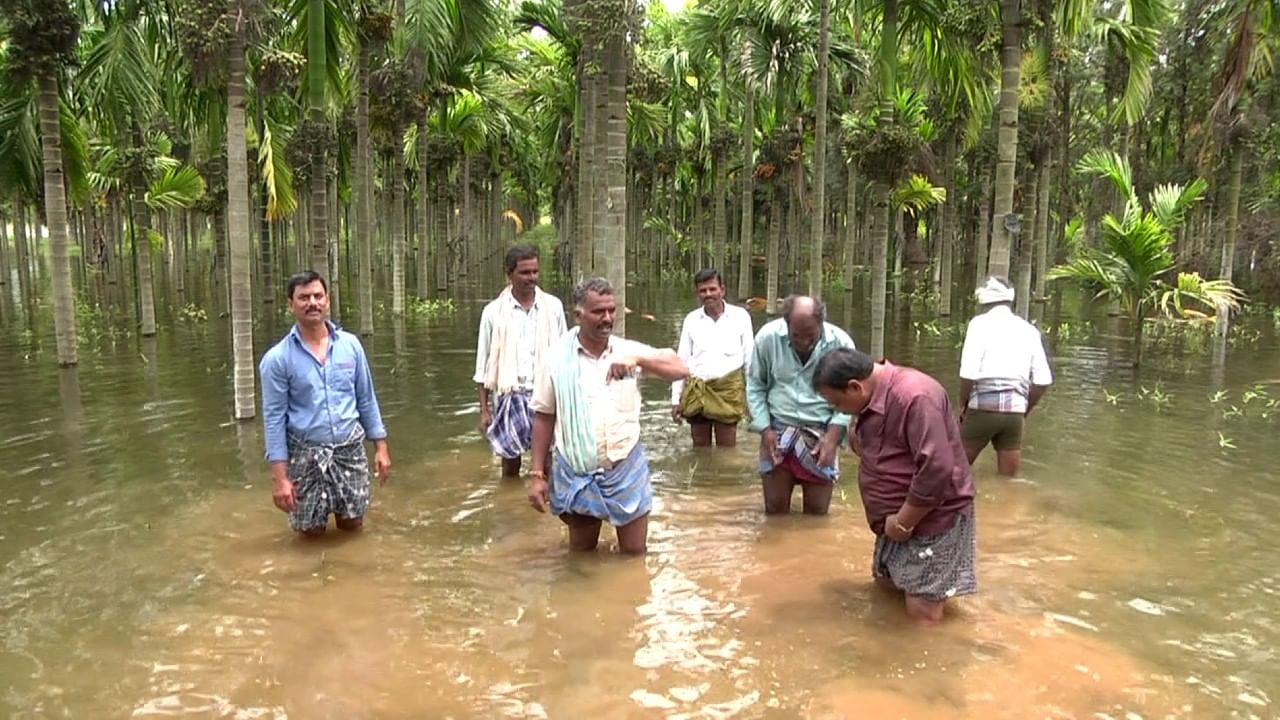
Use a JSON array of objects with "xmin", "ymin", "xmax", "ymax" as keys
[{"xmin": 957, "ymin": 276, "xmax": 1053, "ymax": 476}]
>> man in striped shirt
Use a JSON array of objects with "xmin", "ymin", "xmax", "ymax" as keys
[{"xmin": 958, "ymin": 276, "xmax": 1053, "ymax": 477}]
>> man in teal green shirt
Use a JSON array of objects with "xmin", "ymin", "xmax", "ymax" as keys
[{"xmin": 747, "ymin": 296, "xmax": 856, "ymax": 515}]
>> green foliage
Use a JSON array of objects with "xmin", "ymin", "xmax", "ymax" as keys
[
  {"xmin": 1049, "ymin": 151, "xmax": 1240, "ymax": 328},
  {"xmin": 0, "ymin": 0, "xmax": 81, "ymax": 82},
  {"xmin": 177, "ymin": 303, "xmax": 208, "ymax": 323},
  {"xmin": 146, "ymin": 165, "xmax": 206, "ymax": 209},
  {"xmin": 406, "ymin": 297, "xmax": 458, "ymax": 320}
]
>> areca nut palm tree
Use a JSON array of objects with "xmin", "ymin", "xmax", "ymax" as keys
[
  {"xmin": 0, "ymin": 0, "xmax": 80, "ymax": 366},
  {"xmin": 1047, "ymin": 150, "xmax": 1245, "ymax": 367}
]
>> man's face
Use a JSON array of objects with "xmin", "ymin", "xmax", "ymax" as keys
[
  {"xmin": 290, "ymin": 280, "xmax": 329, "ymax": 325},
  {"xmin": 696, "ymin": 278, "xmax": 724, "ymax": 310},
  {"xmin": 787, "ymin": 314, "xmax": 822, "ymax": 357},
  {"xmin": 817, "ymin": 381, "xmax": 871, "ymax": 415},
  {"xmin": 509, "ymin": 257, "xmax": 539, "ymax": 294},
  {"xmin": 575, "ymin": 290, "xmax": 616, "ymax": 343}
]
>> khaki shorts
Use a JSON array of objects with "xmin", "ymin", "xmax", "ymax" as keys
[{"xmin": 961, "ymin": 409, "xmax": 1024, "ymax": 451}]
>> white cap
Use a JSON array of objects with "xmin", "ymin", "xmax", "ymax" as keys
[{"xmin": 975, "ymin": 276, "xmax": 1015, "ymax": 304}]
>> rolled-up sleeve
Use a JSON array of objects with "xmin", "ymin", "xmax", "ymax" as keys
[
  {"xmin": 904, "ymin": 396, "xmax": 955, "ymax": 509},
  {"xmin": 473, "ymin": 304, "xmax": 494, "ymax": 385},
  {"xmin": 354, "ymin": 344, "xmax": 387, "ymax": 440},
  {"xmin": 259, "ymin": 350, "xmax": 289, "ymax": 463},
  {"xmin": 1030, "ymin": 332, "xmax": 1053, "ymax": 386},
  {"xmin": 671, "ymin": 317, "xmax": 692, "ymax": 405},
  {"xmin": 531, "ymin": 352, "xmax": 557, "ymax": 414},
  {"xmin": 746, "ymin": 333, "xmax": 771, "ymax": 433},
  {"xmin": 959, "ymin": 319, "xmax": 982, "ymax": 380}
]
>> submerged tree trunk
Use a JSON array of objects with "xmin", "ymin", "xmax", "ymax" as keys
[
  {"xmin": 713, "ymin": 145, "xmax": 727, "ymax": 270},
  {"xmin": 130, "ymin": 127, "xmax": 157, "ymax": 337},
  {"xmin": 226, "ymin": 23, "xmax": 256, "ymax": 419},
  {"xmin": 390, "ymin": 140, "xmax": 405, "ymax": 315},
  {"xmin": 766, "ymin": 185, "xmax": 781, "ymax": 313},
  {"xmin": 808, "ymin": 0, "xmax": 831, "ymax": 297},
  {"xmin": 38, "ymin": 73, "xmax": 78, "ymax": 366},
  {"xmin": 938, "ymin": 137, "xmax": 956, "ymax": 316},
  {"xmin": 869, "ymin": 0, "xmax": 898, "ymax": 358},
  {"xmin": 975, "ymin": 166, "xmax": 992, "ymax": 288},
  {"xmin": 1215, "ymin": 147, "xmax": 1243, "ymax": 336},
  {"xmin": 736, "ymin": 37, "xmax": 755, "ymax": 301},
  {"xmin": 356, "ymin": 44, "xmax": 373, "ymax": 333},
  {"xmin": 1015, "ymin": 166, "xmax": 1039, "ymax": 318},
  {"xmin": 989, "ymin": 0, "xmax": 1023, "ymax": 278},
  {"xmin": 307, "ymin": 0, "xmax": 329, "ymax": 275},
  {"xmin": 601, "ymin": 14, "xmax": 628, "ymax": 336}
]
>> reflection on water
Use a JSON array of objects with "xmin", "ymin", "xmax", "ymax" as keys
[{"xmin": 0, "ymin": 288, "xmax": 1277, "ymax": 718}]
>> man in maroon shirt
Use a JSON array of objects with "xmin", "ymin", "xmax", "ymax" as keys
[{"xmin": 812, "ymin": 348, "xmax": 977, "ymax": 624}]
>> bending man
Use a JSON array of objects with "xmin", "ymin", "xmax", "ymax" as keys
[{"xmin": 746, "ymin": 295, "xmax": 855, "ymax": 515}]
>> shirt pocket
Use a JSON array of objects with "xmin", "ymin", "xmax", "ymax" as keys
[
  {"xmin": 333, "ymin": 362, "xmax": 358, "ymax": 391},
  {"xmin": 611, "ymin": 377, "xmax": 640, "ymax": 414}
]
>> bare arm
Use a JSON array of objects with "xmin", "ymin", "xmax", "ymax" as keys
[
  {"xmin": 1027, "ymin": 384, "xmax": 1048, "ymax": 415},
  {"xmin": 635, "ymin": 349, "xmax": 688, "ymax": 382},
  {"xmin": 958, "ymin": 378, "xmax": 975, "ymax": 414}
]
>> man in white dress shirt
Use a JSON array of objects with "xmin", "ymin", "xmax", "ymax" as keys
[
  {"xmin": 670, "ymin": 268, "xmax": 756, "ymax": 447},
  {"xmin": 958, "ymin": 276, "xmax": 1054, "ymax": 477}
]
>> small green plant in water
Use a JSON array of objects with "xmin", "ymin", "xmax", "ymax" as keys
[
  {"xmin": 407, "ymin": 297, "xmax": 457, "ymax": 320},
  {"xmin": 1209, "ymin": 389, "xmax": 1228, "ymax": 404},
  {"xmin": 178, "ymin": 304, "xmax": 208, "ymax": 323},
  {"xmin": 1217, "ymin": 432, "xmax": 1236, "ymax": 450},
  {"xmin": 1102, "ymin": 388, "xmax": 1121, "ymax": 405}
]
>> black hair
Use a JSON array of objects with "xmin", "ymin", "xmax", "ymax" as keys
[
  {"xmin": 781, "ymin": 294, "xmax": 826, "ymax": 324},
  {"xmin": 286, "ymin": 270, "xmax": 328, "ymax": 300},
  {"xmin": 812, "ymin": 347, "xmax": 875, "ymax": 391},
  {"xmin": 693, "ymin": 268, "xmax": 722, "ymax": 286},
  {"xmin": 505, "ymin": 244, "xmax": 540, "ymax": 274},
  {"xmin": 572, "ymin": 276, "xmax": 614, "ymax": 308}
]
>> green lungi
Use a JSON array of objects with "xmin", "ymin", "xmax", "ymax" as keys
[{"xmin": 679, "ymin": 368, "xmax": 747, "ymax": 425}]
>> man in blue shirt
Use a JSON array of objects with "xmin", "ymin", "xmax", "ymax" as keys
[
  {"xmin": 259, "ymin": 271, "xmax": 391, "ymax": 535},
  {"xmin": 747, "ymin": 295, "xmax": 855, "ymax": 515}
]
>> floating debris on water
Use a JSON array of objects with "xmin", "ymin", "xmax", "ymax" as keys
[{"xmin": 1127, "ymin": 598, "xmax": 1168, "ymax": 616}]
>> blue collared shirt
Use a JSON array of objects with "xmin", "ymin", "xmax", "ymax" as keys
[
  {"xmin": 259, "ymin": 320, "xmax": 387, "ymax": 463},
  {"xmin": 747, "ymin": 318, "xmax": 856, "ymax": 435}
]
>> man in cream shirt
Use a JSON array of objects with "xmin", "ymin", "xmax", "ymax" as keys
[
  {"xmin": 528, "ymin": 277, "xmax": 688, "ymax": 554},
  {"xmin": 958, "ymin": 276, "xmax": 1054, "ymax": 476},
  {"xmin": 670, "ymin": 268, "xmax": 756, "ymax": 448}
]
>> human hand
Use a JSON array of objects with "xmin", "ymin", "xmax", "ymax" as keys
[
  {"xmin": 671, "ymin": 405, "xmax": 682, "ymax": 422},
  {"xmin": 479, "ymin": 406, "xmax": 493, "ymax": 433},
  {"xmin": 760, "ymin": 428, "xmax": 782, "ymax": 465},
  {"xmin": 608, "ymin": 356, "xmax": 639, "ymax": 382},
  {"xmin": 885, "ymin": 513, "xmax": 914, "ymax": 543},
  {"xmin": 272, "ymin": 477, "xmax": 297, "ymax": 513},
  {"xmin": 374, "ymin": 445, "xmax": 391, "ymax": 486},
  {"xmin": 814, "ymin": 434, "xmax": 839, "ymax": 469},
  {"xmin": 527, "ymin": 472, "xmax": 550, "ymax": 513}
]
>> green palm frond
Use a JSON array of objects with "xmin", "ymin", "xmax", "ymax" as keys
[
  {"xmin": 1047, "ymin": 256, "xmax": 1127, "ymax": 306},
  {"xmin": 146, "ymin": 165, "xmax": 205, "ymax": 209},
  {"xmin": 1155, "ymin": 272, "xmax": 1246, "ymax": 318},
  {"xmin": 892, "ymin": 174, "xmax": 946, "ymax": 213},
  {"xmin": 78, "ymin": 19, "xmax": 159, "ymax": 134},
  {"xmin": 260, "ymin": 115, "xmax": 297, "ymax": 220},
  {"xmin": 1019, "ymin": 43, "xmax": 1050, "ymax": 112},
  {"xmin": 1148, "ymin": 177, "xmax": 1207, "ymax": 231},
  {"xmin": 628, "ymin": 100, "xmax": 667, "ymax": 149},
  {"xmin": 1094, "ymin": 16, "xmax": 1162, "ymax": 126},
  {"xmin": 1077, "ymin": 149, "xmax": 1139, "ymax": 222}
]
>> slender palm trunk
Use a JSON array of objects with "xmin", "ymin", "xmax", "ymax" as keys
[
  {"xmin": 390, "ymin": 139, "xmax": 405, "ymax": 314},
  {"xmin": 227, "ymin": 23, "xmax": 255, "ymax": 419},
  {"xmin": 356, "ymin": 45, "xmax": 373, "ymax": 332},
  {"xmin": 736, "ymin": 38, "xmax": 755, "ymax": 301},
  {"xmin": 38, "ymin": 74, "xmax": 78, "ymax": 365},
  {"xmin": 13, "ymin": 196, "xmax": 33, "ymax": 303},
  {"xmin": 1015, "ymin": 166, "xmax": 1038, "ymax": 318},
  {"xmin": 130, "ymin": 127, "xmax": 157, "ymax": 336},
  {"xmin": 1033, "ymin": 157, "xmax": 1051, "ymax": 302},
  {"xmin": 576, "ymin": 68, "xmax": 596, "ymax": 280},
  {"xmin": 307, "ymin": 0, "xmax": 328, "ymax": 274},
  {"xmin": 870, "ymin": 0, "xmax": 898, "ymax": 358},
  {"xmin": 1215, "ymin": 147, "xmax": 1243, "ymax": 336},
  {"xmin": 713, "ymin": 145, "xmax": 727, "ymax": 270},
  {"xmin": 254, "ymin": 94, "xmax": 273, "ymax": 306},
  {"xmin": 602, "ymin": 20, "xmax": 628, "ymax": 336},
  {"xmin": 843, "ymin": 162, "xmax": 858, "ymax": 287},
  {"xmin": 938, "ymin": 136, "xmax": 956, "ymax": 316},
  {"xmin": 0, "ymin": 208, "xmax": 9, "ymax": 288},
  {"xmin": 808, "ymin": 0, "xmax": 831, "ymax": 297},
  {"xmin": 988, "ymin": 0, "xmax": 1023, "ymax": 278},
  {"xmin": 975, "ymin": 166, "xmax": 992, "ymax": 287},
  {"xmin": 417, "ymin": 122, "xmax": 430, "ymax": 299},
  {"xmin": 766, "ymin": 185, "xmax": 781, "ymax": 312}
]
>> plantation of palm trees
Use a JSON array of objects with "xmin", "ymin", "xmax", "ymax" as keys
[{"xmin": 2, "ymin": 0, "xmax": 1278, "ymax": 396}]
